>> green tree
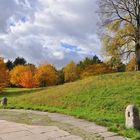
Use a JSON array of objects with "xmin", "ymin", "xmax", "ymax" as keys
[
  {"xmin": 13, "ymin": 57, "xmax": 27, "ymax": 67},
  {"xmin": 92, "ymin": 55, "xmax": 102, "ymax": 64},
  {"xmin": 106, "ymin": 57, "xmax": 126, "ymax": 72},
  {"xmin": 57, "ymin": 69, "xmax": 65, "ymax": 84},
  {"xmin": 77, "ymin": 55, "xmax": 102, "ymax": 70},
  {"xmin": 6, "ymin": 60, "xmax": 13, "ymax": 70}
]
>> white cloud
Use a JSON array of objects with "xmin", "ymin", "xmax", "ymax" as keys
[{"xmin": 0, "ymin": 0, "xmax": 102, "ymax": 68}]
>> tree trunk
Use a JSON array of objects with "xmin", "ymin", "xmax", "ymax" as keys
[
  {"xmin": 135, "ymin": 44, "xmax": 140, "ymax": 71},
  {"xmin": 136, "ymin": 4, "xmax": 140, "ymax": 71}
]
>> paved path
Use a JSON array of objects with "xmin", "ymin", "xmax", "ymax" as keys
[
  {"xmin": 0, "ymin": 109, "xmax": 127, "ymax": 140},
  {"xmin": 0, "ymin": 120, "xmax": 82, "ymax": 140}
]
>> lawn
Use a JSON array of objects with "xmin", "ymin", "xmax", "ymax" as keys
[{"xmin": 1, "ymin": 72, "xmax": 140, "ymax": 139}]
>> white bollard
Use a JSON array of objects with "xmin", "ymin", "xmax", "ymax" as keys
[{"xmin": 125, "ymin": 105, "xmax": 140, "ymax": 129}]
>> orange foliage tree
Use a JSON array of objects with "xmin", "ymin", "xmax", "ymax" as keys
[
  {"xmin": 10, "ymin": 65, "xmax": 25, "ymax": 87},
  {"xmin": 0, "ymin": 58, "xmax": 9, "ymax": 92},
  {"xmin": 10, "ymin": 65, "xmax": 37, "ymax": 88},
  {"xmin": 64, "ymin": 61, "xmax": 79, "ymax": 82},
  {"xmin": 35, "ymin": 64, "xmax": 59, "ymax": 87}
]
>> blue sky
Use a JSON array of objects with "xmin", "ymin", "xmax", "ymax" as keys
[{"xmin": 0, "ymin": 0, "xmax": 102, "ymax": 68}]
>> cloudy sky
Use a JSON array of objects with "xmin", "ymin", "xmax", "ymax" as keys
[{"xmin": 0, "ymin": 0, "xmax": 101, "ymax": 68}]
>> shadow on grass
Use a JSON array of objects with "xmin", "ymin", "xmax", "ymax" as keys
[{"xmin": 0, "ymin": 88, "xmax": 46, "ymax": 98}]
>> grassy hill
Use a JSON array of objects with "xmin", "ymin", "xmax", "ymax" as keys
[{"xmin": 2, "ymin": 72, "xmax": 140, "ymax": 139}]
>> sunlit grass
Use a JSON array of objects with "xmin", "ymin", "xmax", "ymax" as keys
[{"xmin": 1, "ymin": 72, "xmax": 140, "ymax": 139}]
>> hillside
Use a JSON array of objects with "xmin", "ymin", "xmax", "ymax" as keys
[{"xmin": 2, "ymin": 72, "xmax": 140, "ymax": 139}]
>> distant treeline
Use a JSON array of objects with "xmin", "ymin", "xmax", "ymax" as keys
[{"xmin": 0, "ymin": 56, "xmax": 135, "ymax": 90}]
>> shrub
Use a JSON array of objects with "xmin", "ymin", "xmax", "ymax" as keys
[{"xmin": 80, "ymin": 63, "xmax": 115, "ymax": 78}]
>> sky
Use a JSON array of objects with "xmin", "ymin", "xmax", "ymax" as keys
[{"xmin": 0, "ymin": 0, "xmax": 102, "ymax": 68}]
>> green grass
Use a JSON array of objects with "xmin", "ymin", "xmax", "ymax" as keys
[
  {"xmin": 1, "ymin": 72, "xmax": 140, "ymax": 139},
  {"xmin": 5, "ymin": 88, "xmax": 31, "ymax": 93}
]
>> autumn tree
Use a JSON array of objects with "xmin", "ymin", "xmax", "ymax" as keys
[
  {"xmin": 98, "ymin": 0, "xmax": 140, "ymax": 70},
  {"xmin": 126, "ymin": 57, "xmax": 136, "ymax": 71},
  {"xmin": 64, "ymin": 61, "xmax": 79, "ymax": 82},
  {"xmin": 0, "ymin": 58, "xmax": 9, "ymax": 92},
  {"xmin": 35, "ymin": 64, "xmax": 59, "ymax": 87},
  {"xmin": 10, "ymin": 65, "xmax": 37, "ymax": 88},
  {"xmin": 10, "ymin": 65, "xmax": 25, "ymax": 87},
  {"xmin": 19, "ymin": 65, "xmax": 37, "ymax": 88}
]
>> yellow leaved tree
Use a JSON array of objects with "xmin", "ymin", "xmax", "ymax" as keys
[
  {"xmin": 35, "ymin": 64, "xmax": 59, "ymax": 87},
  {"xmin": 98, "ymin": 0, "xmax": 140, "ymax": 69},
  {"xmin": 63, "ymin": 61, "xmax": 79, "ymax": 82},
  {"xmin": 126, "ymin": 57, "xmax": 136, "ymax": 72}
]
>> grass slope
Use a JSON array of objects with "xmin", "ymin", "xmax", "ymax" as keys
[{"xmin": 1, "ymin": 72, "xmax": 140, "ymax": 139}]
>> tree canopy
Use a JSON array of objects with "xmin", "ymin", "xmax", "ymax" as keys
[
  {"xmin": 64, "ymin": 61, "xmax": 79, "ymax": 82},
  {"xmin": 13, "ymin": 57, "xmax": 27, "ymax": 66},
  {"xmin": 98, "ymin": 0, "xmax": 140, "ymax": 70},
  {"xmin": 35, "ymin": 64, "xmax": 59, "ymax": 87}
]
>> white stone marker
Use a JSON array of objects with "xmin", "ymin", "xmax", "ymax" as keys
[
  {"xmin": 1, "ymin": 97, "xmax": 7, "ymax": 106},
  {"xmin": 125, "ymin": 105, "xmax": 140, "ymax": 129}
]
